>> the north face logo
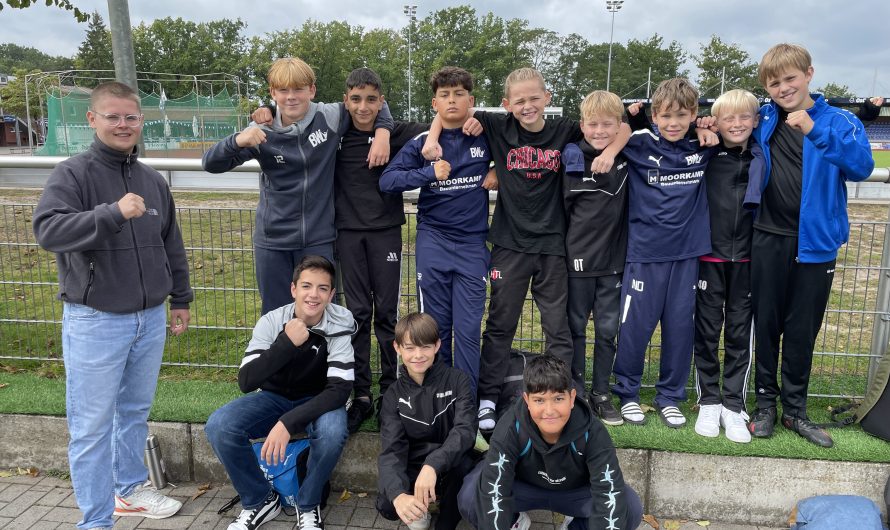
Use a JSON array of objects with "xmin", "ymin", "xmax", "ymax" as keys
[{"xmin": 308, "ymin": 129, "xmax": 328, "ymax": 147}]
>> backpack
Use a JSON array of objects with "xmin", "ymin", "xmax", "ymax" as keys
[
  {"xmin": 829, "ymin": 352, "xmax": 890, "ymax": 441},
  {"xmin": 499, "ymin": 349, "xmax": 540, "ymax": 417},
  {"xmin": 217, "ymin": 438, "xmax": 330, "ymax": 515},
  {"xmin": 789, "ymin": 495, "xmax": 885, "ymax": 529}
]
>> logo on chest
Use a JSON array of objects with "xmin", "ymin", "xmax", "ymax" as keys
[{"xmin": 308, "ymin": 129, "xmax": 328, "ymax": 147}]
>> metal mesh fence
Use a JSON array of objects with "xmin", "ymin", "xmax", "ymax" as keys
[{"xmin": 0, "ymin": 203, "xmax": 882, "ymax": 398}]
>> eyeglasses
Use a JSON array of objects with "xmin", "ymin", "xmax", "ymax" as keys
[{"xmin": 91, "ymin": 110, "xmax": 144, "ymax": 127}]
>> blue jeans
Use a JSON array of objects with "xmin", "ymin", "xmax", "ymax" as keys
[
  {"xmin": 62, "ymin": 302, "xmax": 167, "ymax": 529},
  {"xmin": 205, "ymin": 390, "xmax": 348, "ymax": 510}
]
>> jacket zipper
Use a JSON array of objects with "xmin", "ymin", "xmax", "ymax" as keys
[
  {"xmin": 297, "ymin": 136, "xmax": 308, "ymax": 249},
  {"xmin": 731, "ymin": 152, "xmax": 743, "ymax": 261},
  {"xmin": 82, "ymin": 259, "xmax": 94, "ymax": 304},
  {"xmin": 122, "ymin": 155, "xmax": 149, "ymax": 309}
]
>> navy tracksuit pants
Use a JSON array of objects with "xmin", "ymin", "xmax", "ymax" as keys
[
  {"xmin": 613, "ymin": 258, "xmax": 698, "ymax": 408},
  {"xmin": 415, "ymin": 229, "xmax": 489, "ymax": 396}
]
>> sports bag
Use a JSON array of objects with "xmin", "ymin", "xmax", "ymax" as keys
[
  {"xmin": 829, "ymin": 352, "xmax": 890, "ymax": 441},
  {"xmin": 498, "ymin": 349, "xmax": 540, "ymax": 416},
  {"xmin": 790, "ymin": 495, "xmax": 884, "ymax": 529}
]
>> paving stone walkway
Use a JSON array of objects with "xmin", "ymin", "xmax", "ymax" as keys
[{"xmin": 0, "ymin": 475, "xmax": 783, "ymax": 529}]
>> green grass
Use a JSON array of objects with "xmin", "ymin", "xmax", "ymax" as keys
[
  {"xmin": 873, "ymin": 150, "xmax": 890, "ymax": 167},
  {"xmin": 2, "ymin": 369, "xmax": 888, "ymax": 463}
]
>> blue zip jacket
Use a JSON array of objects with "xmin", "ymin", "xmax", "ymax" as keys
[
  {"xmin": 752, "ymin": 94, "xmax": 873, "ymax": 262},
  {"xmin": 380, "ymin": 128, "xmax": 491, "ymax": 242}
]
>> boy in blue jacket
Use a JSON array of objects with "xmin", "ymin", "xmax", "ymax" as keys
[
  {"xmin": 748, "ymin": 43, "xmax": 874, "ymax": 447},
  {"xmin": 380, "ymin": 66, "xmax": 493, "ymax": 393}
]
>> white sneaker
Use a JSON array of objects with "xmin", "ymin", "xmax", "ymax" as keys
[
  {"xmin": 721, "ymin": 407, "xmax": 752, "ymax": 443},
  {"xmin": 511, "ymin": 512, "xmax": 531, "ymax": 530},
  {"xmin": 114, "ymin": 481, "xmax": 182, "ymax": 519},
  {"xmin": 297, "ymin": 505, "xmax": 324, "ymax": 530},
  {"xmin": 407, "ymin": 512, "xmax": 431, "ymax": 530},
  {"xmin": 694, "ymin": 404, "xmax": 722, "ymax": 438},
  {"xmin": 227, "ymin": 491, "xmax": 281, "ymax": 530}
]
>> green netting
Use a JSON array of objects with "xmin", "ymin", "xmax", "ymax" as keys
[{"xmin": 37, "ymin": 87, "xmax": 242, "ymax": 156}]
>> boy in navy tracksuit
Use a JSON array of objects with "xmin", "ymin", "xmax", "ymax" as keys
[
  {"xmin": 748, "ymin": 44, "xmax": 874, "ymax": 447},
  {"xmin": 611, "ymin": 78, "xmax": 716, "ymax": 428},
  {"xmin": 377, "ymin": 313, "xmax": 476, "ymax": 530},
  {"xmin": 203, "ymin": 57, "xmax": 393, "ymax": 314},
  {"xmin": 692, "ymin": 89, "xmax": 764, "ymax": 444},
  {"xmin": 457, "ymin": 355, "xmax": 642, "ymax": 530},
  {"xmin": 380, "ymin": 66, "xmax": 492, "ymax": 394},
  {"xmin": 562, "ymin": 90, "xmax": 629, "ymax": 426}
]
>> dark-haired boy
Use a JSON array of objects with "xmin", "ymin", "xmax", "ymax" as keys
[
  {"xmin": 381, "ymin": 66, "xmax": 492, "ymax": 394},
  {"xmin": 457, "ymin": 355, "xmax": 642, "ymax": 530},
  {"xmin": 376, "ymin": 313, "xmax": 477, "ymax": 530},
  {"xmin": 205, "ymin": 256, "xmax": 356, "ymax": 530},
  {"xmin": 748, "ymin": 43, "xmax": 874, "ymax": 447}
]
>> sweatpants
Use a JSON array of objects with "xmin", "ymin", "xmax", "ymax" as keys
[
  {"xmin": 337, "ymin": 227, "xmax": 402, "ymax": 400},
  {"xmin": 416, "ymin": 229, "xmax": 489, "ymax": 395},
  {"xmin": 254, "ymin": 244, "xmax": 335, "ymax": 315},
  {"xmin": 567, "ymin": 274, "xmax": 622, "ymax": 395},
  {"xmin": 477, "ymin": 245, "xmax": 574, "ymax": 405},
  {"xmin": 693, "ymin": 260, "xmax": 753, "ymax": 413},
  {"xmin": 751, "ymin": 230, "xmax": 835, "ymax": 418},
  {"xmin": 612, "ymin": 258, "xmax": 698, "ymax": 408}
]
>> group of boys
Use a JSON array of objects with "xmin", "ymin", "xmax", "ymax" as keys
[{"xmin": 32, "ymin": 39, "xmax": 876, "ymax": 530}]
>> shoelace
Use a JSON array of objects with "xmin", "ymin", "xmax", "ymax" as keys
[
  {"xmin": 299, "ymin": 508, "xmax": 320, "ymax": 528},
  {"xmin": 130, "ymin": 484, "xmax": 166, "ymax": 505}
]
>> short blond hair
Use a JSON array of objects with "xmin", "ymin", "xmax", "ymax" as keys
[
  {"xmin": 91, "ymin": 81, "xmax": 140, "ymax": 109},
  {"xmin": 651, "ymin": 78, "xmax": 698, "ymax": 115},
  {"xmin": 712, "ymin": 89, "xmax": 759, "ymax": 118},
  {"xmin": 268, "ymin": 57, "xmax": 316, "ymax": 89},
  {"xmin": 759, "ymin": 43, "xmax": 812, "ymax": 86},
  {"xmin": 579, "ymin": 91, "xmax": 624, "ymax": 122},
  {"xmin": 504, "ymin": 67, "xmax": 546, "ymax": 99}
]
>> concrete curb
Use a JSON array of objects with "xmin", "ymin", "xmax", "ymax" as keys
[{"xmin": 1, "ymin": 414, "xmax": 887, "ymax": 526}]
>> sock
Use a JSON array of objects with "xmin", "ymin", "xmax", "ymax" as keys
[{"xmin": 478, "ymin": 399, "xmax": 497, "ymax": 431}]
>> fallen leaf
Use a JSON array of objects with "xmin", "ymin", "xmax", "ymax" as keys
[
  {"xmin": 338, "ymin": 489, "xmax": 351, "ymax": 502},
  {"xmin": 190, "ymin": 483, "xmax": 212, "ymax": 501},
  {"xmin": 640, "ymin": 403, "xmax": 656, "ymax": 413},
  {"xmin": 696, "ymin": 521, "xmax": 710, "ymax": 527},
  {"xmin": 17, "ymin": 466, "xmax": 38, "ymax": 477},
  {"xmin": 0, "ymin": 383, "xmax": 8, "ymax": 389},
  {"xmin": 357, "ymin": 492, "xmax": 367, "ymax": 498},
  {"xmin": 642, "ymin": 514, "xmax": 660, "ymax": 529},
  {"xmin": 0, "ymin": 470, "xmax": 13, "ymax": 478},
  {"xmin": 663, "ymin": 520, "xmax": 681, "ymax": 530}
]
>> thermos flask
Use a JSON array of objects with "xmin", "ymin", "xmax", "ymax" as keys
[{"xmin": 145, "ymin": 435, "xmax": 168, "ymax": 489}]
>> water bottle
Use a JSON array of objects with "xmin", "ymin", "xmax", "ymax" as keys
[{"xmin": 145, "ymin": 435, "xmax": 168, "ymax": 489}]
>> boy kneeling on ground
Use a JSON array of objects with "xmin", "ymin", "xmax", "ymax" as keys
[
  {"xmin": 458, "ymin": 355, "xmax": 642, "ymax": 530},
  {"xmin": 377, "ymin": 313, "xmax": 477, "ymax": 530}
]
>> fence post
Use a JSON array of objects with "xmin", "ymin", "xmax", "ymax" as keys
[{"xmin": 867, "ymin": 204, "xmax": 890, "ymax": 387}]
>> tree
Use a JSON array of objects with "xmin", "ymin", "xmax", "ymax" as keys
[
  {"xmin": 0, "ymin": 43, "xmax": 72, "ymax": 73},
  {"xmin": 816, "ymin": 82, "xmax": 853, "ymax": 98},
  {"xmin": 605, "ymin": 34, "xmax": 688, "ymax": 99},
  {"xmin": 694, "ymin": 35, "xmax": 760, "ymax": 97},
  {"xmin": 0, "ymin": 0, "xmax": 87, "ymax": 21},
  {"xmin": 0, "ymin": 68, "xmax": 43, "ymax": 120},
  {"xmin": 74, "ymin": 11, "xmax": 113, "ymax": 79}
]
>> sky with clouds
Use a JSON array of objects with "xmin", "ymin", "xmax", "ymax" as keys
[{"xmin": 1, "ymin": 0, "xmax": 887, "ymax": 96}]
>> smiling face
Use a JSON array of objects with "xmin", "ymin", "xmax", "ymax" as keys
[
  {"xmin": 715, "ymin": 109, "xmax": 758, "ymax": 149},
  {"xmin": 765, "ymin": 66, "xmax": 814, "ymax": 113},
  {"xmin": 523, "ymin": 389, "xmax": 576, "ymax": 444},
  {"xmin": 394, "ymin": 336, "xmax": 440, "ymax": 385},
  {"xmin": 87, "ymin": 95, "xmax": 143, "ymax": 153},
  {"xmin": 290, "ymin": 267, "xmax": 334, "ymax": 326},
  {"xmin": 652, "ymin": 103, "xmax": 697, "ymax": 142},
  {"xmin": 502, "ymin": 79, "xmax": 551, "ymax": 132},
  {"xmin": 580, "ymin": 113, "xmax": 622, "ymax": 151},
  {"xmin": 270, "ymin": 84, "xmax": 316, "ymax": 126},
  {"xmin": 344, "ymin": 85, "xmax": 383, "ymax": 132},
  {"xmin": 432, "ymin": 84, "xmax": 474, "ymax": 129}
]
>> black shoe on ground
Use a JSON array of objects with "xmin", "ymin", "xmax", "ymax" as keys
[
  {"xmin": 782, "ymin": 414, "xmax": 834, "ymax": 448},
  {"xmin": 749, "ymin": 407, "xmax": 777, "ymax": 438},
  {"xmin": 346, "ymin": 397, "xmax": 373, "ymax": 435},
  {"xmin": 228, "ymin": 490, "xmax": 280, "ymax": 530},
  {"xmin": 590, "ymin": 392, "xmax": 624, "ymax": 426}
]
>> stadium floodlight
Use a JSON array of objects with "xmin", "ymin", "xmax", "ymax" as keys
[
  {"xmin": 606, "ymin": 0, "xmax": 624, "ymax": 92},
  {"xmin": 404, "ymin": 5, "xmax": 418, "ymax": 122}
]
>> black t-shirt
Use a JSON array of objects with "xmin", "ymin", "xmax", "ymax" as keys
[
  {"xmin": 477, "ymin": 111, "xmax": 583, "ymax": 256},
  {"xmin": 334, "ymin": 121, "xmax": 428, "ymax": 230},
  {"xmin": 755, "ymin": 111, "xmax": 804, "ymax": 236}
]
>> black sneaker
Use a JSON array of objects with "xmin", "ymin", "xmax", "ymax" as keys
[
  {"xmin": 297, "ymin": 505, "xmax": 324, "ymax": 530},
  {"xmin": 228, "ymin": 490, "xmax": 280, "ymax": 530},
  {"xmin": 782, "ymin": 414, "xmax": 834, "ymax": 448},
  {"xmin": 749, "ymin": 407, "xmax": 777, "ymax": 438},
  {"xmin": 590, "ymin": 393, "xmax": 624, "ymax": 426},
  {"xmin": 346, "ymin": 397, "xmax": 373, "ymax": 434}
]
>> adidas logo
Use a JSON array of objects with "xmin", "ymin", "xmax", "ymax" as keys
[{"xmin": 386, "ymin": 252, "xmax": 399, "ymax": 262}]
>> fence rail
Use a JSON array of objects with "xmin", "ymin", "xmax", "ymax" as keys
[{"xmin": 2, "ymin": 200, "xmax": 888, "ymax": 399}]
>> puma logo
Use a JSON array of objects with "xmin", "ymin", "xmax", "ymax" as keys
[
  {"xmin": 398, "ymin": 397, "xmax": 412, "ymax": 409},
  {"xmin": 648, "ymin": 155, "xmax": 663, "ymax": 167}
]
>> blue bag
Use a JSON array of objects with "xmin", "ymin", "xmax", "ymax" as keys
[
  {"xmin": 791, "ymin": 495, "xmax": 886, "ymax": 530},
  {"xmin": 251, "ymin": 439, "xmax": 311, "ymax": 508}
]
